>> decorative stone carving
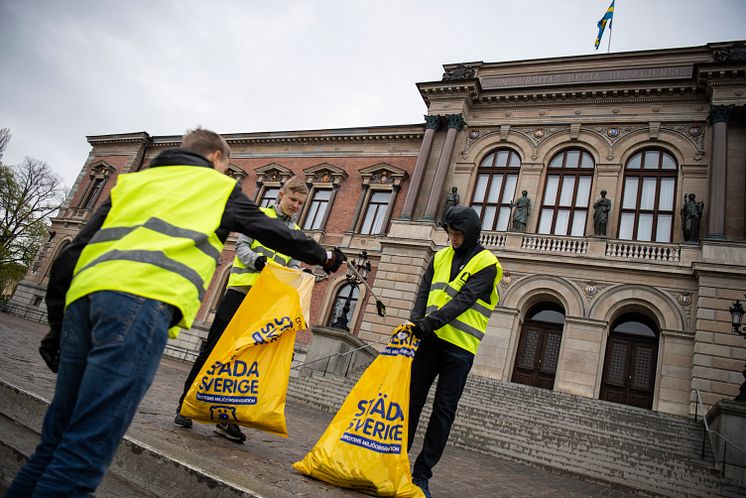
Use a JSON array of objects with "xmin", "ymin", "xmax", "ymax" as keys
[
  {"xmin": 710, "ymin": 105, "xmax": 735, "ymax": 124},
  {"xmin": 513, "ymin": 126, "xmax": 561, "ymax": 146},
  {"xmin": 499, "ymin": 271, "xmax": 512, "ymax": 289},
  {"xmin": 582, "ymin": 282, "xmax": 599, "ymax": 300},
  {"xmin": 677, "ymin": 291, "xmax": 692, "ymax": 307},
  {"xmin": 446, "ymin": 114, "xmax": 465, "ymax": 129},
  {"xmin": 442, "ymin": 64, "xmax": 476, "ymax": 81},
  {"xmin": 713, "ymin": 43, "xmax": 746, "ymax": 63},
  {"xmin": 425, "ymin": 114, "xmax": 442, "ymax": 130}
]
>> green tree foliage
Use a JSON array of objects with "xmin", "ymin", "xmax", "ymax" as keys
[{"xmin": 0, "ymin": 129, "xmax": 65, "ymax": 294}]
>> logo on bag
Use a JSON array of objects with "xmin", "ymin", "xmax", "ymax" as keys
[
  {"xmin": 209, "ymin": 405, "xmax": 238, "ymax": 422},
  {"xmin": 251, "ymin": 315, "xmax": 299, "ymax": 345},
  {"xmin": 340, "ymin": 392, "xmax": 405, "ymax": 454},
  {"xmin": 196, "ymin": 359, "xmax": 261, "ymax": 405},
  {"xmin": 381, "ymin": 327, "xmax": 420, "ymax": 358}
]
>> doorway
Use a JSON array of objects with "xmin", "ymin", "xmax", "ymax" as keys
[
  {"xmin": 600, "ymin": 313, "xmax": 659, "ymax": 409},
  {"xmin": 511, "ymin": 303, "xmax": 565, "ymax": 390}
]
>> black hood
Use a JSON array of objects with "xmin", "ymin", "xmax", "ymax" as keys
[
  {"xmin": 443, "ymin": 205, "xmax": 481, "ymax": 254},
  {"xmin": 149, "ymin": 148, "xmax": 214, "ymax": 169}
]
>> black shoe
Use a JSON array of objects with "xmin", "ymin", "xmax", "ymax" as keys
[
  {"xmin": 173, "ymin": 410, "xmax": 192, "ymax": 429},
  {"xmin": 412, "ymin": 477, "xmax": 432, "ymax": 498},
  {"xmin": 214, "ymin": 423, "xmax": 246, "ymax": 443}
]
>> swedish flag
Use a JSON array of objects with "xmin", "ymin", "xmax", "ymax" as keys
[{"xmin": 595, "ymin": 0, "xmax": 614, "ymax": 50}]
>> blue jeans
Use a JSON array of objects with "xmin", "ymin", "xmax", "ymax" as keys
[
  {"xmin": 407, "ymin": 333, "xmax": 474, "ymax": 481},
  {"xmin": 7, "ymin": 291, "xmax": 171, "ymax": 497}
]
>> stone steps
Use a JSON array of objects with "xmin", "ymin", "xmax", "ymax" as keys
[
  {"xmin": 286, "ymin": 371, "xmax": 743, "ymax": 498},
  {"xmin": 0, "ymin": 379, "xmax": 265, "ymax": 498}
]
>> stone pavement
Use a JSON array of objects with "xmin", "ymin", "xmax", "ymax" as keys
[{"xmin": 0, "ymin": 312, "xmax": 636, "ymax": 497}]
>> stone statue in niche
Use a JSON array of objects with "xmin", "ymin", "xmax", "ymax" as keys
[
  {"xmin": 441, "ymin": 186, "xmax": 460, "ymax": 221},
  {"xmin": 511, "ymin": 190, "xmax": 530, "ymax": 232},
  {"xmin": 593, "ymin": 190, "xmax": 612, "ymax": 236},
  {"xmin": 681, "ymin": 193, "xmax": 704, "ymax": 242}
]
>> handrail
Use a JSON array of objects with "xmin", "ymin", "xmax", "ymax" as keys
[
  {"xmin": 290, "ymin": 335, "xmax": 386, "ymax": 371},
  {"xmin": 694, "ymin": 389, "xmax": 746, "ymax": 476}
]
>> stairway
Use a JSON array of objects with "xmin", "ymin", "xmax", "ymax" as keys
[{"xmin": 287, "ymin": 371, "xmax": 744, "ymax": 498}]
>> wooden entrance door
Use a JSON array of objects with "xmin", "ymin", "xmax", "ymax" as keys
[
  {"xmin": 600, "ymin": 335, "xmax": 657, "ymax": 409},
  {"xmin": 511, "ymin": 321, "xmax": 563, "ymax": 390}
]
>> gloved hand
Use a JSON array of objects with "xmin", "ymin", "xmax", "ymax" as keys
[
  {"xmin": 322, "ymin": 247, "xmax": 346, "ymax": 274},
  {"xmin": 254, "ymin": 255, "xmax": 267, "ymax": 271},
  {"xmin": 410, "ymin": 320, "xmax": 430, "ymax": 340},
  {"xmin": 39, "ymin": 328, "xmax": 61, "ymax": 373}
]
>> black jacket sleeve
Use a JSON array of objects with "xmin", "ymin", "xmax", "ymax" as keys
[
  {"xmin": 45, "ymin": 198, "xmax": 112, "ymax": 333},
  {"xmin": 410, "ymin": 259, "xmax": 434, "ymax": 323},
  {"xmin": 417, "ymin": 264, "xmax": 497, "ymax": 335},
  {"xmin": 220, "ymin": 186, "xmax": 327, "ymax": 266}
]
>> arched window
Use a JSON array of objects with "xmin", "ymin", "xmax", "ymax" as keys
[
  {"xmin": 327, "ymin": 282, "xmax": 359, "ymax": 331},
  {"xmin": 470, "ymin": 149, "xmax": 521, "ymax": 231},
  {"xmin": 618, "ymin": 149, "xmax": 677, "ymax": 242},
  {"xmin": 538, "ymin": 148, "xmax": 594, "ymax": 237}
]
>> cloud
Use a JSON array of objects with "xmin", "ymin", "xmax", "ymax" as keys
[{"xmin": 1, "ymin": 0, "xmax": 745, "ymax": 187}]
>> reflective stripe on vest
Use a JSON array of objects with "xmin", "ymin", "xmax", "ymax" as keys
[
  {"xmin": 226, "ymin": 206, "xmax": 299, "ymax": 288},
  {"xmin": 65, "ymin": 165, "xmax": 236, "ymax": 336},
  {"xmin": 426, "ymin": 247, "xmax": 502, "ymax": 354}
]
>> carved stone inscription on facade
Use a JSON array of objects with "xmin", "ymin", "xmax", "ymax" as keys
[{"xmin": 481, "ymin": 66, "xmax": 692, "ymax": 90}]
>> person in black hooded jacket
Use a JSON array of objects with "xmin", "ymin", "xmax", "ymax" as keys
[{"xmin": 406, "ymin": 205, "xmax": 502, "ymax": 498}]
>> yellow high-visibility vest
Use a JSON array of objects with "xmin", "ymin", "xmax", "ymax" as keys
[
  {"xmin": 66, "ymin": 165, "xmax": 236, "ymax": 338},
  {"xmin": 226, "ymin": 206, "xmax": 299, "ymax": 288},
  {"xmin": 426, "ymin": 247, "xmax": 502, "ymax": 354}
]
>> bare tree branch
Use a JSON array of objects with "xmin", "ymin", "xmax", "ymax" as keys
[{"xmin": 0, "ymin": 128, "xmax": 10, "ymax": 163}]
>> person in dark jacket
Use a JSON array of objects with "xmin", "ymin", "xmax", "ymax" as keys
[
  {"xmin": 10, "ymin": 128, "xmax": 345, "ymax": 498},
  {"xmin": 406, "ymin": 205, "xmax": 502, "ymax": 498}
]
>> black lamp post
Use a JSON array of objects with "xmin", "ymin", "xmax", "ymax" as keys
[
  {"xmin": 728, "ymin": 296, "xmax": 746, "ymax": 402},
  {"xmin": 330, "ymin": 251, "xmax": 371, "ymax": 331}
]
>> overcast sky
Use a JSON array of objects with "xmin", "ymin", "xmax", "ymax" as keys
[{"xmin": 1, "ymin": 0, "xmax": 745, "ymax": 188}]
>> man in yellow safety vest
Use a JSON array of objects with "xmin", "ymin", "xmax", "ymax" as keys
[
  {"xmin": 405, "ymin": 205, "xmax": 502, "ymax": 498},
  {"xmin": 9, "ymin": 128, "xmax": 344, "ymax": 498},
  {"xmin": 173, "ymin": 176, "xmax": 310, "ymax": 443}
]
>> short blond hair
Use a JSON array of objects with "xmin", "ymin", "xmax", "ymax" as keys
[
  {"xmin": 181, "ymin": 127, "xmax": 230, "ymax": 160},
  {"xmin": 280, "ymin": 176, "xmax": 309, "ymax": 196}
]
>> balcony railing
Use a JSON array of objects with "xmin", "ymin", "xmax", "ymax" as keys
[
  {"xmin": 479, "ymin": 231, "xmax": 687, "ymax": 264},
  {"xmin": 522, "ymin": 235, "xmax": 588, "ymax": 254},
  {"xmin": 605, "ymin": 240, "xmax": 680, "ymax": 262}
]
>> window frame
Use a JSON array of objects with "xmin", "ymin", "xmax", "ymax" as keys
[
  {"xmin": 537, "ymin": 148, "xmax": 595, "ymax": 237},
  {"xmin": 327, "ymin": 281, "xmax": 360, "ymax": 331},
  {"xmin": 617, "ymin": 148, "xmax": 678, "ymax": 243},
  {"xmin": 470, "ymin": 148, "xmax": 522, "ymax": 232}
]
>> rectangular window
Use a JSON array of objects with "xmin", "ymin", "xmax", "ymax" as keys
[
  {"xmin": 359, "ymin": 191, "xmax": 391, "ymax": 235},
  {"xmin": 302, "ymin": 188, "xmax": 331, "ymax": 230},
  {"xmin": 259, "ymin": 187, "xmax": 280, "ymax": 208},
  {"xmin": 80, "ymin": 178, "xmax": 105, "ymax": 209}
]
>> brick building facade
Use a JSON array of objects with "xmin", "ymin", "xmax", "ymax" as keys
[{"xmin": 9, "ymin": 41, "xmax": 746, "ymax": 417}]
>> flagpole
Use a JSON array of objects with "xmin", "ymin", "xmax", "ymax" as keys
[
  {"xmin": 607, "ymin": 24, "xmax": 613, "ymax": 54},
  {"xmin": 607, "ymin": 1, "xmax": 614, "ymax": 53}
]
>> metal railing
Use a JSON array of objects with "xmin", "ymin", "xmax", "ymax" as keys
[
  {"xmin": 1, "ymin": 301, "xmax": 49, "ymax": 325},
  {"xmin": 694, "ymin": 389, "xmax": 746, "ymax": 477},
  {"xmin": 291, "ymin": 336, "xmax": 386, "ymax": 377}
]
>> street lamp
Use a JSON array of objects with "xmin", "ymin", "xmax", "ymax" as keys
[
  {"xmin": 330, "ymin": 251, "xmax": 371, "ymax": 331},
  {"xmin": 728, "ymin": 296, "xmax": 746, "ymax": 402}
]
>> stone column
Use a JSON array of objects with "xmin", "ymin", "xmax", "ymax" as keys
[
  {"xmin": 707, "ymin": 105, "xmax": 734, "ymax": 239},
  {"xmin": 400, "ymin": 115, "xmax": 441, "ymax": 220},
  {"xmin": 422, "ymin": 114, "xmax": 464, "ymax": 222}
]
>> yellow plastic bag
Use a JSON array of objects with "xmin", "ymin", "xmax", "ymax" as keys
[
  {"xmin": 294, "ymin": 324, "xmax": 424, "ymax": 497},
  {"xmin": 181, "ymin": 262, "xmax": 313, "ymax": 437}
]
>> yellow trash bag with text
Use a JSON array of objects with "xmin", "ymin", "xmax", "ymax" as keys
[
  {"xmin": 180, "ymin": 261, "xmax": 313, "ymax": 437},
  {"xmin": 293, "ymin": 324, "xmax": 424, "ymax": 497}
]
